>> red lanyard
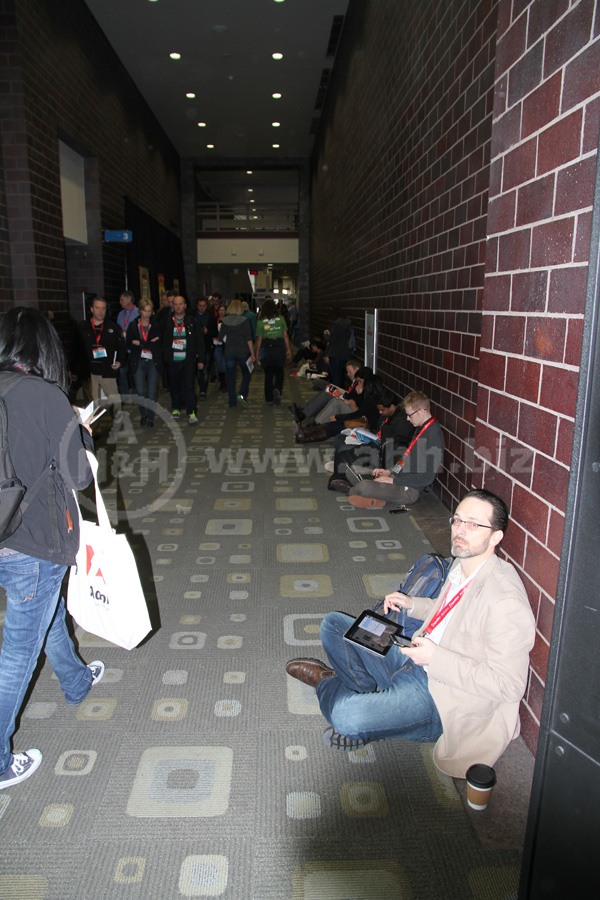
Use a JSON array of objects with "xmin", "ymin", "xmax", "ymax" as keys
[
  {"xmin": 140, "ymin": 322, "xmax": 150, "ymax": 343},
  {"xmin": 397, "ymin": 416, "xmax": 437, "ymax": 468},
  {"xmin": 377, "ymin": 415, "xmax": 389, "ymax": 443},
  {"xmin": 425, "ymin": 583, "xmax": 467, "ymax": 634},
  {"xmin": 173, "ymin": 316, "xmax": 185, "ymax": 336},
  {"xmin": 91, "ymin": 319, "xmax": 104, "ymax": 344}
]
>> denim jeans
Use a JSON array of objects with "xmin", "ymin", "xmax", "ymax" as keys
[
  {"xmin": 134, "ymin": 359, "xmax": 158, "ymax": 423},
  {"xmin": 0, "ymin": 552, "xmax": 92, "ymax": 773},
  {"xmin": 316, "ymin": 612, "xmax": 442, "ymax": 743},
  {"xmin": 225, "ymin": 354, "xmax": 251, "ymax": 407},
  {"xmin": 262, "ymin": 365, "xmax": 284, "ymax": 403}
]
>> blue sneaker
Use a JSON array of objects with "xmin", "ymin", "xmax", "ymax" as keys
[{"xmin": 0, "ymin": 750, "xmax": 42, "ymax": 790}]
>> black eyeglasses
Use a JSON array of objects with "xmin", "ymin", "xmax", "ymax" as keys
[
  {"xmin": 406, "ymin": 408, "xmax": 424, "ymax": 418},
  {"xmin": 449, "ymin": 515, "xmax": 494, "ymax": 532}
]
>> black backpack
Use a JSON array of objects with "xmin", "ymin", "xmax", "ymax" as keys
[{"xmin": 0, "ymin": 373, "xmax": 27, "ymax": 540}]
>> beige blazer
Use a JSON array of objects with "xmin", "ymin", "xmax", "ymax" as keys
[{"xmin": 410, "ymin": 554, "xmax": 535, "ymax": 778}]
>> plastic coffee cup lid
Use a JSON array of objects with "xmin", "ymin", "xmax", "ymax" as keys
[{"xmin": 466, "ymin": 764, "xmax": 497, "ymax": 788}]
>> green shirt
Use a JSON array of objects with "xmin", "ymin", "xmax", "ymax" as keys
[{"xmin": 257, "ymin": 316, "xmax": 287, "ymax": 340}]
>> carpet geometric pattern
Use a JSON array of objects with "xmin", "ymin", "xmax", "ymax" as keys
[{"xmin": 0, "ymin": 373, "xmax": 523, "ymax": 899}]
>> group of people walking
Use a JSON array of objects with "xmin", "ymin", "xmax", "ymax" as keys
[{"xmin": 71, "ymin": 290, "xmax": 295, "ymax": 427}]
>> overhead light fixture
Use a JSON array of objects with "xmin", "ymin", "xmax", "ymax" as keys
[
  {"xmin": 272, "ymin": 92, "xmax": 282, "ymax": 99},
  {"xmin": 247, "ymin": 188, "xmax": 254, "ymax": 193},
  {"xmin": 197, "ymin": 122, "xmax": 207, "ymax": 127},
  {"xmin": 272, "ymin": 122, "xmax": 281, "ymax": 127},
  {"xmin": 186, "ymin": 92, "xmax": 196, "ymax": 99},
  {"xmin": 169, "ymin": 52, "xmax": 181, "ymax": 60},
  {"xmin": 272, "ymin": 52, "xmax": 283, "ymax": 60},
  {"xmin": 207, "ymin": 144, "xmax": 215, "ymax": 149},
  {"xmin": 249, "ymin": 199, "xmax": 255, "ymax": 204},
  {"xmin": 246, "ymin": 170, "xmax": 253, "ymax": 175},
  {"xmin": 272, "ymin": 144, "xmax": 280, "ymax": 149},
  {"xmin": 212, "ymin": 24, "xmax": 228, "ymax": 34}
]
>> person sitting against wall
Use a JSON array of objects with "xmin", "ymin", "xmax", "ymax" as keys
[
  {"xmin": 290, "ymin": 359, "xmax": 365, "ymax": 427},
  {"xmin": 295, "ymin": 371, "xmax": 385, "ymax": 444},
  {"xmin": 345, "ymin": 390, "xmax": 444, "ymax": 509},
  {"xmin": 285, "ymin": 489, "xmax": 536, "ymax": 778},
  {"xmin": 327, "ymin": 388, "xmax": 415, "ymax": 493}
]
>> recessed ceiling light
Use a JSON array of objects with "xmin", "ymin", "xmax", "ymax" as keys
[
  {"xmin": 249, "ymin": 199, "xmax": 255, "ymax": 204},
  {"xmin": 212, "ymin": 24, "xmax": 228, "ymax": 34},
  {"xmin": 272, "ymin": 52, "xmax": 283, "ymax": 60},
  {"xmin": 186, "ymin": 92, "xmax": 196, "ymax": 99},
  {"xmin": 206, "ymin": 144, "xmax": 215, "ymax": 149},
  {"xmin": 247, "ymin": 188, "xmax": 254, "ymax": 193},
  {"xmin": 197, "ymin": 122, "xmax": 207, "ymax": 127},
  {"xmin": 246, "ymin": 170, "xmax": 253, "ymax": 175},
  {"xmin": 272, "ymin": 92, "xmax": 282, "ymax": 99},
  {"xmin": 273, "ymin": 1, "xmax": 285, "ymax": 4},
  {"xmin": 272, "ymin": 144, "xmax": 280, "ymax": 149},
  {"xmin": 169, "ymin": 52, "xmax": 181, "ymax": 60}
]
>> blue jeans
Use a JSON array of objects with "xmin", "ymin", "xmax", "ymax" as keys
[
  {"xmin": 225, "ymin": 354, "xmax": 251, "ymax": 407},
  {"xmin": 0, "ymin": 552, "xmax": 92, "ymax": 773},
  {"xmin": 134, "ymin": 359, "xmax": 158, "ymax": 423},
  {"xmin": 316, "ymin": 612, "xmax": 443, "ymax": 743}
]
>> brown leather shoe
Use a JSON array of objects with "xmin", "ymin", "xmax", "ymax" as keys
[{"xmin": 286, "ymin": 658, "xmax": 335, "ymax": 687}]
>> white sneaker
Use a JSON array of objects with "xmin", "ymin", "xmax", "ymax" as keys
[
  {"xmin": 88, "ymin": 660, "xmax": 105, "ymax": 685},
  {"xmin": 0, "ymin": 749, "xmax": 42, "ymax": 790},
  {"xmin": 324, "ymin": 461, "xmax": 335, "ymax": 474}
]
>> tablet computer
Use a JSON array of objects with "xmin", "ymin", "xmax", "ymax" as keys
[{"xmin": 343, "ymin": 610, "xmax": 413, "ymax": 656}]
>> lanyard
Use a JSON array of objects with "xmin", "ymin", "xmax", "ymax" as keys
[
  {"xmin": 91, "ymin": 318, "xmax": 104, "ymax": 345},
  {"xmin": 139, "ymin": 322, "xmax": 150, "ymax": 343},
  {"xmin": 377, "ymin": 415, "xmax": 389, "ymax": 443},
  {"xmin": 424, "ymin": 582, "xmax": 467, "ymax": 635},
  {"xmin": 173, "ymin": 316, "xmax": 185, "ymax": 336},
  {"xmin": 396, "ymin": 416, "xmax": 436, "ymax": 469}
]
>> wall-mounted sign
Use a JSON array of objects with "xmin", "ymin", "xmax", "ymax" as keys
[{"xmin": 103, "ymin": 230, "xmax": 133, "ymax": 242}]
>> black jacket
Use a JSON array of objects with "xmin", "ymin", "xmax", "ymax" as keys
[
  {"xmin": 161, "ymin": 312, "xmax": 206, "ymax": 366},
  {"xmin": 76, "ymin": 317, "xmax": 127, "ymax": 378},
  {"xmin": 0, "ymin": 373, "xmax": 94, "ymax": 565},
  {"xmin": 126, "ymin": 317, "xmax": 162, "ymax": 371}
]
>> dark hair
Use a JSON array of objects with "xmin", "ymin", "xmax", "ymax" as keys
[
  {"xmin": 354, "ymin": 366, "xmax": 373, "ymax": 380},
  {"xmin": 120, "ymin": 290, "xmax": 135, "ymax": 303},
  {"xmin": 462, "ymin": 488, "xmax": 509, "ymax": 533},
  {"xmin": 377, "ymin": 388, "xmax": 399, "ymax": 408},
  {"xmin": 0, "ymin": 307, "xmax": 69, "ymax": 392},
  {"xmin": 361, "ymin": 374, "xmax": 386, "ymax": 404},
  {"xmin": 259, "ymin": 298, "xmax": 278, "ymax": 320}
]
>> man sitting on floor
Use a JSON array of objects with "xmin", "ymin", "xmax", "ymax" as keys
[
  {"xmin": 346, "ymin": 390, "xmax": 444, "ymax": 509},
  {"xmin": 285, "ymin": 489, "xmax": 535, "ymax": 778}
]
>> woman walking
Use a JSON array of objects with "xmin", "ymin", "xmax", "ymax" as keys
[
  {"xmin": 126, "ymin": 299, "xmax": 161, "ymax": 427},
  {"xmin": 220, "ymin": 299, "xmax": 255, "ymax": 407},
  {"xmin": 0, "ymin": 307, "xmax": 103, "ymax": 790},
  {"xmin": 255, "ymin": 297, "xmax": 291, "ymax": 405}
]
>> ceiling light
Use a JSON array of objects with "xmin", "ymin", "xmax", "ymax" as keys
[
  {"xmin": 272, "ymin": 52, "xmax": 283, "ymax": 60},
  {"xmin": 212, "ymin": 24, "xmax": 228, "ymax": 34},
  {"xmin": 272, "ymin": 144, "xmax": 280, "ymax": 149},
  {"xmin": 249, "ymin": 199, "xmax": 255, "ymax": 204},
  {"xmin": 186, "ymin": 92, "xmax": 196, "ymax": 99},
  {"xmin": 169, "ymin": 52, "xmax": 181, "ymax": 60},
  {"xmin": 246, "ymin": 170, "xmax": 253, "ymax": 174},
  {"xmin": 247, "ymin": 188, "xmax": 254, "ymax": 193},
  {"xmin": 197, "ymin": 122, "xmax": 207, "ymax": 127},
  {"xmin": 273, "ymin": 1, "xmax": 285, "ymax": 4},
  {"xmin": 272, "ymin": 92, "xmax": 282, "ymax": 99},
  {"xmin": 272, "ymin": 122, "xmax": 281, "ymax": 127},
  {"xmin": 207, "ymin": 144, "xmax": 215, "ymax": 149}
]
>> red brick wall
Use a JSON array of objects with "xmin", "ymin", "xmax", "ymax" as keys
[
  {"xmin": 0, "ymin": 0, "xmax": 180, "ymax": 315},
  {"xmin": 310, "ymin": 0, "xmax": 499, "ymax": 508},
  {"xmin": 310, "ymin": 0, "xmax": 600, "ymax": 755},
  {"xmin": 478, "ymin": 0, "xmax": 600, "ymax": 752}
]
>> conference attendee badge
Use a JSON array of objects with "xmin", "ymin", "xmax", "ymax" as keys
[
  {"xmin": 92, "ymin": 345, "xmax": 107, "ymax": 359},
  {"xmin": 141, "ymin": 349, "xmax": 153, "ymax": 360}
]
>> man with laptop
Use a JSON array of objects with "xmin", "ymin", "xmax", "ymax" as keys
[
  {"xmin": 345, "ymin": 390, "xmax": 444, "ymax": 509},
  {"xmin": 285, "ymin": 489, "xmax": 535, "ymax": 778}
]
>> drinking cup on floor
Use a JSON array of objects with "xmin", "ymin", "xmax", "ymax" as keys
[{"xmin": 465, "ymin": 764, "xmax": 496, "ymax": 810}]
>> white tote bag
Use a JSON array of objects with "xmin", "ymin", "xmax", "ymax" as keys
[{"xmin": 67, "ymin": 453, "xmax": 152, "ymax": 650}]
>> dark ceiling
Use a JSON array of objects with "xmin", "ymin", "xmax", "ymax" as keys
[{"xmin": 84, "ymin": 0, "xmax": 349, "ymax": 162}]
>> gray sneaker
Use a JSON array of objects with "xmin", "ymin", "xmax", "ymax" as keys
[
  {"xmin": 237, "ymin": 395, "xmax": 249, "ymax": 408},
  {"xmin": 322, "ymin": 726, "xmax": 369, "ymax": 751},
  {"xmin": 273, "ymin": 388, "xmax": 281, "ymax": 405},
  {"xmin": 0, "ymin": 750, "xmax": 42, "ymax": 790},
  {"xmin": 88, "ymin": 660, "xmax": 105, "ymax": 685}
]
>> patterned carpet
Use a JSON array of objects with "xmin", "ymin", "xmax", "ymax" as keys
[{"xmin": 0, "ymin": 372, "xmax": 526, "ymax": 899}]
